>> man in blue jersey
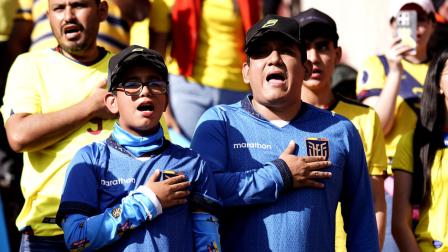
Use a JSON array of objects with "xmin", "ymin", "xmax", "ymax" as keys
[
  {"xmin": 56, "ymin": 45, "xmax": 221, "ymax": 251},
  {"xmin": 191, "ymin": 15, "xmax": 379, "ymax": 251}
]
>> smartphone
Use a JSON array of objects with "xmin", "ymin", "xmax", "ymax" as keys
[
  {"xmin": 396, "ymin": 10, "xmax": 417, "ymax": 55},
  {"xmin": 160, "ymin": 170, "xmax": 181, "ymax": 181}
]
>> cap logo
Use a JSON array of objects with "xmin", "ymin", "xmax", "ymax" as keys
[
  {"xmin": 131, "ymin": 48, "xmax": 144, "ymax": 52},
  {"xmin": 262, "ymin": 19, "xmax": 278, "ymax": 28}
]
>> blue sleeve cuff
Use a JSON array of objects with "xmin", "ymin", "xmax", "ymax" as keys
[
  {"xmin": 271, "ymin": 159, "xmax": 293, "ymax": 191},
  {"xmin": 130, "ymin": 187, "xmax": 161, "ymax": 220}
]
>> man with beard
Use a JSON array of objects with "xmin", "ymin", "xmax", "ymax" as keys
[{"xmin": 1, "ymin": 0, "xmax": 117, "ymax": 250}]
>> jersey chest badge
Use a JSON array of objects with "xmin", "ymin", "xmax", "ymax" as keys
[{"xmin": 306, "ymin": 138, "xmax": 329, "ymax": 160}]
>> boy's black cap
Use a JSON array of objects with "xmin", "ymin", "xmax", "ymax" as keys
[
  {"xmin": 294, "ymin": 8, "xmax": 339, "ymax": 42},
  {"xmin": 107, "ymin": 45, "xmax": 168, "ymax": 92},
  {"xmin": 245, "ymin": 14, "xmax": 301, "ymax": 54}
]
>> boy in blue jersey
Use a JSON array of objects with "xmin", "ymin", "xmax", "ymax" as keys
[
  {"xmin": 191, "ymin": 15, "xmax": 379, "ymax": 251},
  {"xmin": 56, "ymin": 45, "xmax": 221, "ymax": 252}
]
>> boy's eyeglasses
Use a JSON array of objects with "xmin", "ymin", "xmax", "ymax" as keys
[{"xmin": 115, "ymin": 80, "xmax": 167, "ymax": 96}]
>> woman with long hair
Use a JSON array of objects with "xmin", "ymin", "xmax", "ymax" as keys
[{"xmin": 392, "ymin": 47, "xmax": 448, "ymax": 251}]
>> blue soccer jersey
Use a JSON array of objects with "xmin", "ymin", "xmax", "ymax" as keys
[
  {"xmin": 58, "ymin": 137, "xmax": 220, "ymax": 251},
  {"xmin": 191, "ymin": 96, "xmax": 379, "ymax": 251}
]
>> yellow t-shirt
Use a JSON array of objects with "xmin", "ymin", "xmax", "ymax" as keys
[
  {"xmin": 15, "ymin": 0, "xmax": 130, "ymax": 53},
  {"xmin": 152, "ymin": 0, "xmax": 249, "ymax": 92},
  {"xmin": 356, "ymin": 55, "xmax": 428, "ymax": 172},
  {"xmin": 1, "ymin": 49, "xmax": 115, "ymax": 236},
  {"xmin": 392, "ymin": 131, "xmax": 448, "ymax": 252},
  {"xmin": 332, "ymin": 97, "xmax": 387, "ymax": 251}
]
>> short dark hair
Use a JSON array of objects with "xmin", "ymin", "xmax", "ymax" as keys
[
  {"xmin": 302, "ymin": 24, "xmax": 338, "ymax": 47},
  {"xmin": 294, "ymin": 8, "xmax": 339, "ymax": 47}
]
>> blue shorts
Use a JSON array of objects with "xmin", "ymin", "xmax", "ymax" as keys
[{"xmin": 169, "ymin": 74, "xmax": 248, "ymax": 140}]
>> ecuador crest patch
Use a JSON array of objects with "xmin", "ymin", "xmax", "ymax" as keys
[{"xmin": 306, "ymin": 138, "xmax": 329, "ymax": 160}]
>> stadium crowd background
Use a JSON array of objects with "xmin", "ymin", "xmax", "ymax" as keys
[{"xmin": 0, "ymin": 0, "xmax": 447, "ymax": 251}]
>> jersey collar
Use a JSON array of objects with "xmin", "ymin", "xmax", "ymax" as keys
[{"xmin": 241, "ymin": 95, "xmax": 308, "ymax": 121}]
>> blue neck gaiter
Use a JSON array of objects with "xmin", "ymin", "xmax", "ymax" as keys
[{"xmin": 111, "ymin": 122, "xmax": 164, "ymax": 157}]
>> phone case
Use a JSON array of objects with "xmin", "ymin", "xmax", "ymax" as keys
[
  {"xmin": 160, "ymin": 170, "xmax": 179, "ymax": 180},
  {"xmin": 397, "ymin": 10, "xmax": 417, "ymax": 54}
]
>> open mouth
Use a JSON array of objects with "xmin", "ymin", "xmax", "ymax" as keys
[
  {"xmin": 310, "ymin": 67, "xmax": 322, "ymax": 78},
  {"xmin": 63, "ymin": 25, "xmax": 82, "ymax": 37},
  {"xmin": 266, "ymin": 72, "xmax": 285, "ymax": 82},
  {"xmin": 137, "ymin": 103, "xmax": 155, "ymax": 112}
]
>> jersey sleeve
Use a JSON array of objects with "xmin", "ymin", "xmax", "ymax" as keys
[
  {"xmin": 149, "ymin": 0, "xmax": 173, "ymax": 33},
  {"xmin": 189, "ymin": 158, "xmax": 222, "ymax": 215},
  {"xmin": 58, "ymin": 144, "xmax": 162, "ymax": 251},
  {"xmin": 191, "ymin": 107, "xmax": 286, "ymax": 207},
  {"xmin": 1, "ymin": 53, "xmax": 42, "ymax": 122},
  {"xmin": 58, "ymin": 145, "xmax": 100, "ymax": 218},
  {"xmin": 391, "ymin": 131, "xmax": 414, "ymax": 173},
  {"xmin": 339, "ymin": 122, "xmax": 380, "ymax": 251},
  {"xmin": 366, "ymin": 110, "xmax": 387, "ymax": 175},
  {"xmin": 192, "ymin": 212, "xmax": 221, "ymax": 252},
  {"xmin": 356, "ymin": 55, "xmax": 386, "ymax": 101},
  {"xmin": 60, "ymin": 188, "xmax": 160, "ymax": 251}
]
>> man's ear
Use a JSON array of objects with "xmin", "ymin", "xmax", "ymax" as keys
[
  {"xmin": 335, "ymin": 47, "xmax": 342, "ymax": 64},
  {"xmin": 242, "ymin": 62, "xmax": 250, "ymax": 84},
  {"xmin": 303, "ymin": 59, "xmax": 312, "ymax": 81},
  {"xmin": 105, "ymin": 92, "xmax": 118, "ymax": 114},
  {"xmin": 98, "ymin": 1, "xmax": 108, "ymax": 22},
  {"xmin": 163, "ymin": 94, "xmax": 169, "ymax": 112}
]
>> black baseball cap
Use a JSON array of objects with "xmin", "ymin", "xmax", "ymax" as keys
[
  {"xmin": 245, "ymin": 14, "xmax": 302, "ymax": 54},
  {"xmin": 107, "ymin": 45, "xmax": 168, "ymax": 92},
  {"xmin": 294, "ymin": 8, "xmax": 339, "ymax": 43}
]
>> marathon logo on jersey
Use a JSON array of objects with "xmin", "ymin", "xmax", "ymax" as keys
[
  {"xmin": 306, "ymin": 138, "xmax": 329, "ymax": 160},
  {"xmin": 101, "ymin": 177, "xmax": 136, "ymax": 186},
  {"xmin": 233, "ymin": 142, "xmax": 272, "ymax": 150}
]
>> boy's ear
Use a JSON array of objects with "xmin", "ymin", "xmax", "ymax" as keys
[
  {"xmin": 335, "ymin": 47, "xmax": 342, "ymax": 64},
  {"xmin": 163, "ymin": 94, "xmax": 169, "ymax": 112},
  {"xmin": 105, "ymin": 92, "xmax": 118, "ymax": 114},
  {"xmin": 242, "ymin": 62, "xmax": 250, "ymax": 84}
]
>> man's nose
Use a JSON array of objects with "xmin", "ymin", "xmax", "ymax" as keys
[
  {"xmin": 267, "ymin": 50, "xmax": 283, "ymax": 65},
  {"xmin": 307, "ymin": 48, "xmax": 319, "ymax": 63},
  {"xmin": 64, "ymin": 7, "xmax": 76, "ymax": 21}
]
